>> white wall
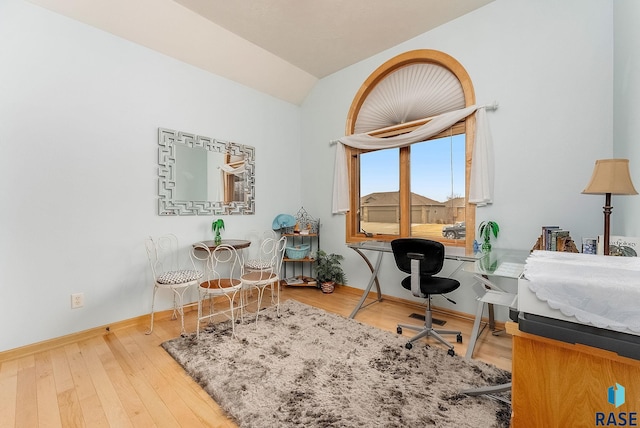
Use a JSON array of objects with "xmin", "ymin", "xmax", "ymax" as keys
[
  {"xmin": 300, "ymin": 0, "xmax": 616, "ymax": 318},
  {"xmin": 2, "ymin": 0, "xmax": 633, "ymax": 352},
  {"xmin": 0, "ymin": 0, "xmax": 302, "ymax": 352},
  {"xmin": 614, "ymin": 0, "xmax": 640, "ymax": 236}
]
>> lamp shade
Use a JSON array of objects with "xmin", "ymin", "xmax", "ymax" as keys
[{"xmin": 582, "ymin": 159, "xmax": 638, "ymax": 195}]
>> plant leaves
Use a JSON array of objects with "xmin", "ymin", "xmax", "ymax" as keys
[
  {"xmin": 490, "ymin": 222, "xmax": 499, "ymax": 238},
  {"xmin": 479, "ymin": 221, "xmax": 499, "ymax": 240},
  {"xmin": 211, "ymin": 219, "xmax": 225, "ymax": 232}
]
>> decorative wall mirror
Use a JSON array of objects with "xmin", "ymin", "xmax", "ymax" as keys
[{"xmin": 157, "ymin": 128, "xmax": 255, "ymax": 215}]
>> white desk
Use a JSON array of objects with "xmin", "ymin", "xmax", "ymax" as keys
[
  {"xmin": 464, "ymin": 249, "xmax": 529, "ymax": 360},
  {"xmin": 346, "ymin": 241, "xmax": 484, "ymax": 319},
  {"xmin": 458, "ymin": 249, "xmax": 529, "ymax": 405}
]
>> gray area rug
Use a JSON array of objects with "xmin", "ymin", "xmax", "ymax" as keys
[{"xmin": 162, "ymin": 299, "xmax": 511, "ymax": 427}]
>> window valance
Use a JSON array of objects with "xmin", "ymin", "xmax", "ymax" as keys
[{"xmin": 332, "ymin": 104, "xmax": 496, "ymax": 214}]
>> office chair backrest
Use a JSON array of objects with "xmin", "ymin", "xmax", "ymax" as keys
[{"xmin": 391, "ymin": 238, "xmax": 445, "ymax": 277}]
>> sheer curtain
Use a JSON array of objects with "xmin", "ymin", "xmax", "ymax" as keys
[
  {"xmin": 332, "ymin": 104, "xmax": 495, "ymax": 214},
  {"xmin": 218, "ymin": 163, "xmax": 246, "ymax": 202}
]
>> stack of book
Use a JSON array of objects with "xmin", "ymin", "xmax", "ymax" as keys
[
  {"xmin": 534, "ymin": 230, "xmax": 639, "ymax": 255},
  {"xmin": 540, "ymin": 226, "xmax": 571, "ymax": 251}
]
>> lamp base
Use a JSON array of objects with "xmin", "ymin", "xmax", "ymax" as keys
[{"xmin": 602, "ymin": 193, "xmax": 612, "ymax": 256}]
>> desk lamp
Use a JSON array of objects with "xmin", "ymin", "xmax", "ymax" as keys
[{"xmin": 582, "ymin": 159, "xmax": 637, "ymax": 255}]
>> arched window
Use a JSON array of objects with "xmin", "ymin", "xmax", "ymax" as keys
[{"xmin": 344, "ymin": 49, "xmax": 477, "ymax": 252}]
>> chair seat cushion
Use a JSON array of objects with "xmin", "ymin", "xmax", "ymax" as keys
[
  {"xmin": 157, "ymin": 269, "xmax": 203, "ymax": 284},
  {"xmin": 245, "ymin": 259, "xmax": 272, "ymax": 270},
  {"xmin": 401, "ymin": 276, "xmax": 460, "ymax": 296}
]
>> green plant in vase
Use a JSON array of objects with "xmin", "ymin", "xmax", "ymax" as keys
[
  {"xmin": 313, "ymin": 250, "xmax": 347, "ymax": 293},
  {"xmin": 212, "ymin": 218, "xmax": 225, "ymax": 245},
  {"xmin": 478, "ymin": 220, "xmax": 499, "ymax": 252}
]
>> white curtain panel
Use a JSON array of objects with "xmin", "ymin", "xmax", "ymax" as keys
[
  {"xmin": 332, "ymin": 104, "xmax": 495, "ymax": 214},
  {"xmin": 219, "ymin": 163, "xmax": 246, "ymax": 176},
  {"xmin": 218, "ymin": 163, "xmax": 246, "ymax": 201},
  {"xmin": 469, "ymin": 107, "xmax": 494, "ymax": 206}
]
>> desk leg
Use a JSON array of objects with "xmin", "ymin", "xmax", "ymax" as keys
[
  {"xmin": 349, "ymin": 248, "xmax": 383, "ymax": 319},
  {"xmin": 479, "ymin": 274, "xmax": 500, "ymax": 332},
  {"xmin": 461, "ymin": 382, "xmax": 511, "ymax": 405},
  {"xmin": 465, "ymin": 299, "xmax": 486, "ymax": 360},
  {"xmin": 488, "ymin": 302, "xmax": 496, "ymax": 331}
]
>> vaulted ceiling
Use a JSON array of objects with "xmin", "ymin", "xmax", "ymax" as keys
[{"xmin": 27, "ymin": 0, "xmax": 494, "ymax": 104}]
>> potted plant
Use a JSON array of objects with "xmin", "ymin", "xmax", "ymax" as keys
[
  {"xmin": 313, "ymin": 250, "xmax": 347, "ymax": 294},
  {"xmin": 212, "ymin": 218, "xmax": 225, "ymax": 245},
  {"xmin": 478, "ymin": 220, "xmax": 499, "ymax": 252}
]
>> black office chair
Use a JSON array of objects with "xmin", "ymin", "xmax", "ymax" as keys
[{"xmin": 391, "ymin": 238, "xmax": 462, "ymax": 356}]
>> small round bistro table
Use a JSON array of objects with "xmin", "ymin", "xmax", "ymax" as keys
[{"xmin": 196, "ymin": 239, "xmax": 251, "ymax": 251}]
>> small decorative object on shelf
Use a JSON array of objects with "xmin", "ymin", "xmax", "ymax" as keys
[
  {"xmin": 314, "ymin": 250, "xmax": 346, "ymax": 294},
  {"xmin": 212, "ymin": 218, "xmax": 225, "ymax": 245},
  {"xmin": 294, "ymin": 207, "xmax": 319, "ymax": 234},
  {"xmin": 582, "ymin": 238, "xmax": 597, "ymax": 254},
  {"xmin": 478, "ymin": 220, "xmax": 499, "ymax": 252}
]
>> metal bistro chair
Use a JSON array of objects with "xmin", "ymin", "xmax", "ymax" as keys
[
  {"xmin": 240, "ymin": 236, "xmax": 287, "ymax": 320},
  {"xmin": 145, "ymin": 234, "xmax": 203, "ymax": 335},
  {"xmin": 192, "ymin": 243, "xmax": 244, "ymax": 339},
  {"xmin": 391, "ymin": 238, "xmax": 462, "ymax": 356},
  {"xmin": 243, "ymin": 229, "xmax": 278, "ymax": 272}
]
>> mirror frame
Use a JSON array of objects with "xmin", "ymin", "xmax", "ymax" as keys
[{"xmin": 157, "ymin": 128, "xmax": 255, "ymax": 215}]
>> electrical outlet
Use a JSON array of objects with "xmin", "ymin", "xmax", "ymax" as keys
[{"xmin": 71, "ymin": 293, "xmax": 84, "ymax": 309}]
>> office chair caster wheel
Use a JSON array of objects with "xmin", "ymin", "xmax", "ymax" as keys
[
  {"xmin": 447, "ymin": 349, "xmax": 455, "ymax": 357},
  {"xmin": 405, "ymin": 342, "xmax": 413, "ymax": 350},
  {"xmin": 397, "ymin": 327, "xmax": 402, "ymax": 334},
  {"xmin": 456, "ymin": 334, "xmax": 463, "ymax": 343}
]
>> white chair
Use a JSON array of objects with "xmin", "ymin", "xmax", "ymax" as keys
[
  {"xmin": 192, "ymin": 243, "xmax": 244, "ymax": 339},
  {"xmin": 240, "ymin": 236, "xmax": 287, "ymax": 320},
  {"xmin": 145, "ymin": 234, "xmax": 203, "ymax": 335},
  {"xmin": 243, "ymin": 229, "xmax": 278, "ymax": 271}
]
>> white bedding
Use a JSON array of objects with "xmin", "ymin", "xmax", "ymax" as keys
[{"xmin": 524, "ymin": 250, "xmax": 640, "ymax": 334}]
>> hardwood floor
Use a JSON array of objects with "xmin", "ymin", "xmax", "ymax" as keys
[{"xmin": 0, "ymin": 286, "xmax": 512, "ymax": 427}]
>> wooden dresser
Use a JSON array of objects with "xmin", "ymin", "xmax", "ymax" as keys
[{"xmin": 507, "ymin": 322, "xmax": 640, "ymax": 427}]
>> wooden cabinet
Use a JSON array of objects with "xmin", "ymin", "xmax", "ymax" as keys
[
  {"xmin": 506, "ymin": 322, "xmax": 640, "ymax": 427},
  {"xmin": 281, "ymin": 232, "xmax": 319, "ymax": 287}
]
